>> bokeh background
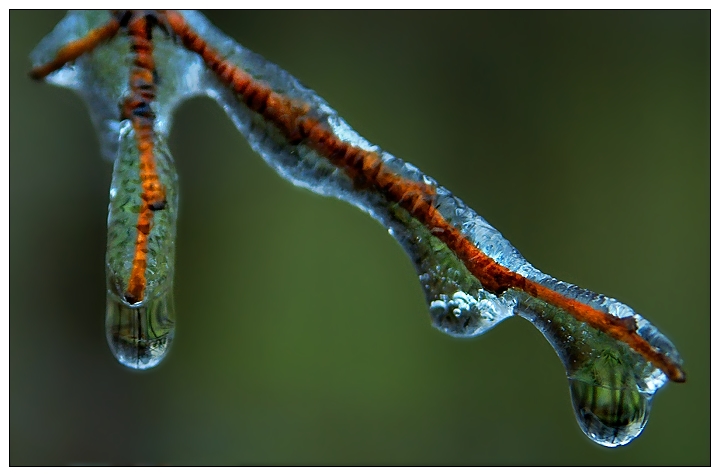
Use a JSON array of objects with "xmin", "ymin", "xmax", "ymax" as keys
[{"xmin": 10, "ymin": 10, "xmax": 709, "ymax": 465}]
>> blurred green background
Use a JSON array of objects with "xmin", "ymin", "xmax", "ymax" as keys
[{"xmin": 10, "ymin": 10, "xmax": 709, "ymax": 465}]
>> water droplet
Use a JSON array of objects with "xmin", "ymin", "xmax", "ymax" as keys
[
  {"xmin": 512, "ymin": 291, "xmax": 681, "ymax": 447},
  {"xmin": 564, "ymin": 343, "xmax": 653, "ymax": 447},
  {"xmin": 569, "ymin": 376, "xmax": 650, "ymax": 447},
  {"xmin": 105, "ymin": 291, "xmax": 175, "ymax": 370}
]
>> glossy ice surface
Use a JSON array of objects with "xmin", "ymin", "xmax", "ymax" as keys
[
  {"xmin": 104, "ymin": 126, "xmax": 178, "ymax": 369},
  {"xmin": 30, "ymin": 10, "xmax": 683, "ymax": 445},
  {"xmin": 30, "ymin": 11, "xmax": 186, "ymax": 369}
]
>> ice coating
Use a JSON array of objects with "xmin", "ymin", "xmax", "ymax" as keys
[
  {"xmin": 103, "ymin": 126, "xmax": 178, "ymax": 369},
  {"xmin": 31, "ymin": 12, "xmax": 184, "ymax": 369},
  {"xmin": 105, "ymin": 111, "xmax": 179, "ymax": 371},
  {"xmin": 30, "ymin": 10, "xmax": 683, "ymax": 444},
  {"xmin": 181, "ymin": 12, "xmax": 684, "ymax": 445},
  {"xmin": 29, "ymin": 11, "xmax": 211, "ymax": 162},
  {"xmin": 106, "ymin": 125, "xmax": 179, "ymax": 303}
]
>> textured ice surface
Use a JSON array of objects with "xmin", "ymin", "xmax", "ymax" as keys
[
  {"xmin": 31, "ymin": 10, "xmax": 682, "ymax": 444},
  {"xmin": 30, "ymin": 11, "xmax": 211, "ymax": 162},
  {"xmin": 103, "ymin": 126, "xmax": 178, "ymax": 368}
]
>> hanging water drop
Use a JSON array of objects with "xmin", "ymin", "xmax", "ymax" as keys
[
  {"xmin": 105, "ymin": 291, "xmax": 175, "ymax": 370},
  {"xmin": 567, "ymin": 355, "xmax": 651, "ymax": 447}
]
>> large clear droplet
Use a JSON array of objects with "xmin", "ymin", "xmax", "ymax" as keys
[
  {"xmin": 512, "ymin": 291, "xmax": 682, "ymax": 447},
  {"xmin": 568, "ymin": 357, "xmax": 650, "ymax": 447},
  {"xmin": 105, "ymin": 291, "xmax": 175, "ymax": 370}
]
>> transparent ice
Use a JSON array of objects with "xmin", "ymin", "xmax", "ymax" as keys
[
  {"xmin": 31, "ymin": 11, "xmax": 186, "ymax": 369},
  {"xmin": 104, "ymin": 126, "xmax": 178, "ymax": 369},
  {"xmin": 31, "ymin": 10, "xmax": 683, "ymax": 445}
]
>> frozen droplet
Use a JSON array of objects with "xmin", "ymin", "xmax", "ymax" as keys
[
  {"xmin": 568, "ymin": 363, "xmax": 650, "ymax": 447},
  {"xmin": 512, "ymin": 290, "xmax": 682, "ymax": 446},
  {"xmin": 387, "ymin": 202, "xmax": 515, "ymax": 337},
  {"xmin": 105, "ymin": 291, "xmax": 175, "ymax": 370}
]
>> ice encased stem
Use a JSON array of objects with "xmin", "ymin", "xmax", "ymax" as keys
[
  {"xmin": 29, "ymin": 10, "xmax": 683, "ymax": 444},
  {"xmin": 386, "ymin": 204, "xmax": 516, "ymax": 337},
  {"xmin": 180, "ymin": 10, "xmax": 683, "ymax": 446},
  {"xmin": 29, "ymin": 11, "xmax": 210, "ymax": 163},
  {"xmin": 106, "ymin": 127, "xmax": 179, "ymax": 302},
  {"xmin": 512, "ymin": 292, "xmax": 651, "ymax": 446},
  {"xmin": 30, "ymin": 11, "xmax": 197, "ymax": 370},
  {"xmin": 104, "ymin": 126, "xmax": 179, "ymax": 369},
  {"xmin": 389, "ymin": 191, "xmax": 676, "ymax": 445}
]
